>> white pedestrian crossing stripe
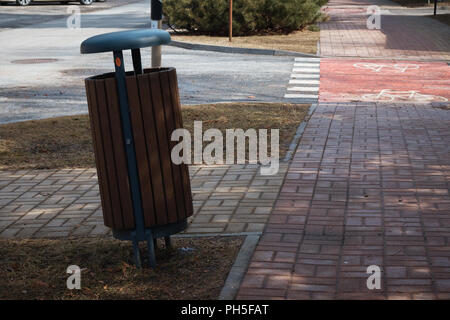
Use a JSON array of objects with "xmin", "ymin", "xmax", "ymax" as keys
[
  {"xmin": 291, "ymin": 74, "xmax": 320, "ymax": 79},
  {"xmin": 292, "ymin": 68, "xmax": 320, "ymax": 73},
  {"xmin": 287, "ymin": 87, "xmax": 319, "ymax": 92},
  {"xmin": 295, "ymin": 57, "xmax": 320, "ymax": 62},
  {"xmin": 284, "ymin": 57, "xmax": 320, "ymax": 101},
  {"xmin": 284, "ymin": 94, "xmax": 319, "ymax": 99},
  {"xmin": 289, "ymin": 79, "xmax": 320, "ymax": 85},
  {"xmin": 293, "ymin": 63, "xmax": 320, "ymax": 67}
]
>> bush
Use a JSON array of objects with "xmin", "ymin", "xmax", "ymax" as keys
[{"xmin": 164, "ymin": 0, "xmax": 327, "ymax": 36}]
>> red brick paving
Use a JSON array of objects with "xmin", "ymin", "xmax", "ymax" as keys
[
  {"xmin": 237, "ymin": 102, "xmax": 450, "ymax": 299},
  {"xmin": 320, "ymin": 0, "xmax": 450, "ymax": 60},
  {"xmin": 319, "ymin": 59, "xmax": 450, "ymax": 103},
  {"xmin": 237, "ymin": 0, "xmax": 450, "ymax": 300}
]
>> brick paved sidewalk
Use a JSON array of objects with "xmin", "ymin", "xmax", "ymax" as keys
[
  {"xmin": 237, "ymin": 102, "xmax": 450, "ymax": 299},
  {"xmin": 0, "ymin": 164, "xmax": 287, "ymax": 239},
  {"xmin": 237, "ymin": 0, "xmax": 450, "ymax": 298},
  {"xmin": 320, "ymin": 0, "xmax": 450, "ymax": 60}
]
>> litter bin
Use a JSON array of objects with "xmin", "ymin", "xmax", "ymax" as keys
[{"xmin": 80, "ymin": 29, "xmax": 193, "ymax": 267}]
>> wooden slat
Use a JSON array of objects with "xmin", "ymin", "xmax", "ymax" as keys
[
  {"xmin": 94, "ymin": 80, "xmax": 124, "ymax": 230},
  {"xmin": 85, "ymin": 80, "xmax": 114, "ymax": 228},
  {"xmin": 104, "ymin": 78, "xmax": 135, "ymax": 229},
  {"xmin": 86, "ymin": 69, "xmax": 193, "ymax": 230},
  {"xmin": 136, "ymin": 74, "xmax": 168, "ymax": 226},
  {"xmin": 167, "ymin": 69, "xmax": 194, "ymax": 218},
  {"xmin": 125, "ymin": 75, "xmax": 156, "ymax": 227},
  {"xmin": 147, "ymin": 72, "xmax": 178, "ymax": 224},
  {"xmin": 159, "ymin": 70, "xmax": 186, "ymax": 221}
]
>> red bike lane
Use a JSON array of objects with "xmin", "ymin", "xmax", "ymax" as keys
[{"xmin": 319, "ymin": 59, "xmax": 450, "ymax": 103}]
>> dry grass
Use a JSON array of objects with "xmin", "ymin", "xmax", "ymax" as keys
[
  {"xmin": 171, "ymin": 29, "xmax": 320, "ymax": 54},
  {"xmin": 0, "ymin": 236, "xmax": 243, "ymax": 300},
  {"xmin": 0, "ymin": 115, "xmax": 93, "ymax": 170},
  {"xmin": 0, "ymin": 103, "xmax": 310, "ymax": 170}
]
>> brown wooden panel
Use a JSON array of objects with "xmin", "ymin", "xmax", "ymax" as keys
[
  {"xmin": 159, "ymin": 70, "xmax": 186, "ymax": 221},
  {"xmin": 104, "ymin": 78, "xmax": 135, "ymax": 229},
  {"xmin": 125, "ymin": 75, "xmax": 156, "ymax": 227},
  {"xmin": 86, "ymin": 68, "xmax": 193, "ymax": 230},
  {"xmin": 147, "ymin": 72, "xmax": 178, "ymax": 224},
  {"xmin": 167, "ymin": 69, "xmax": 194, "ymax": 218},
  {"xmin": 94, "ymin": 80, "xmax": 124, "ymax": 230},
  {"xmin": 85, "ymin": 80, "xmax": 114, "ymax": 228},
  {"xmin": 136, "ymin": 74, "xmax": 168, "ymax": 226}
]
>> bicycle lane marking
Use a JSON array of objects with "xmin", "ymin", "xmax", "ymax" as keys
[{"xmin": 319, "ymin": 58, "xmax": 450, "ymax": 103}]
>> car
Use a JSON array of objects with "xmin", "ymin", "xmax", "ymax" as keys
[{"xmin": 2, "ymin": 0, "xmax": 102, "ymax": 6}]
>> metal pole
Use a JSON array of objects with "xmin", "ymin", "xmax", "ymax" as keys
[
  {"xmin": 152, "ymin": 20, "xmax": 163, "ymax": 68},
  {"xmin": 113, "ymin": 50, "xmax": 147, "ymax": 267},
  {"xmin": 151, "ymin": 0, "xmax": 163, "ymax": 68},
  {"xmin": 434, "ymin": 0, "xmax": 438, "ymax": 16},
  {"xmin": 229, "ymin": 0, "xmax": 233, "ymax": 42}
]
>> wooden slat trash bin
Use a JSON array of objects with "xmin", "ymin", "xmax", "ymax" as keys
[{"xmin": 80, "ymin": 29, "xmax": 193, "ymax": 268}]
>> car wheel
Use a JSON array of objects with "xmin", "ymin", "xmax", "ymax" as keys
[
  {"xmin": 79, "ymin": 0, "xmax": 93, "ymax": 5},
  {"xmin": 16, "ymin": 0, "xmax": 32, "ymax": 6}
]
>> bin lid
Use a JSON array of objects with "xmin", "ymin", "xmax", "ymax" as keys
[{"xmin": 80, "ymin": 29, "xmax": 171, "ymax": 54}]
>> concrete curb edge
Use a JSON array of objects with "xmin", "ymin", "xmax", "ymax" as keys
[
  {"xmin": 284, "ymin": 103, "xmax": 318, "ymax": 161},
  {"xmin": 169, "ymin": 40, "xmax": 321, "ymax": 58},
  {"xmin": 218, "ymin": 234, "xmax": 260, "ymax": 300}
]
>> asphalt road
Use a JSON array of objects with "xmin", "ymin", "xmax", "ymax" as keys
[
  {"xmin": 0, "ymin": 0, "xmax": 297, "ymax": 124},
  {"xmin": 0, "ymin": 0, "xmax": 143, "ymax": 29}
]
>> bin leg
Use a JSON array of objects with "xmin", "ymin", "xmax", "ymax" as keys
[
  {"xmin": 164, "ymin": 236, "xmax": 172, "ymax": 250},
  {"xmin": 146, "ymin": 233, "xmax": 157, "ymax": 268},
  {"xmin": 132, "ymin": 239, "xmax": 142, "ymax": 269}
]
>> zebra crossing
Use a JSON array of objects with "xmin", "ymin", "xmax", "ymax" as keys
[{"xmin": 284, "ymin": 57, "xmax": 320, "ymax": 102}]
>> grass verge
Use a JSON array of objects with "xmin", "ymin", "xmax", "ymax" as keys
[
  {"xmin": 0, "ymin": 236, "xmax": 243, "ymax": 300},
  {"xmin": 171, "ymin": 29, "xmax": 320, "ymax": 54},
  {"xmin": 0, "ymin": 103, "xmax": 310, "ymax": 170}
]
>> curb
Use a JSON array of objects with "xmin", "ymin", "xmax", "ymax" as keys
[
  {"xmin": 218, "ymin": 234, "xmax": 260, "ymax": 300},
  {"xmin": 284, "ymin": 103, "xmax": 318, "ymax": 162},
  {"xmin": 169, "ymin": 40, "xmax": 321, "ymax": 58}
]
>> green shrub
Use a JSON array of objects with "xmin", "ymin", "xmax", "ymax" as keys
[{"xmin": 164, "ymin": 0, "xmax": 328, "ymax": 36}]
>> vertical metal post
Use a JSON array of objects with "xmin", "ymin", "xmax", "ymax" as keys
[
  {"xmin": 132, "ymin": 238, "xmax": 142, "ymax": 268},
  {"xmin": 146, "ymin": 232, "xmax": 156, "ymax": 268},
  {"xmin": 113, "ymin": 50, "xmax": 147, "ymax": 266},
  {"xmin": 229, "ymin": 0, "xmax": 233, "ymax": 42},
  {"xmin": 165, "ymin": 236, "xmax": 172, "ymax": 250},
  {"xmin": 131, "ymin": 48, "xmax": 143, "ymax": 75},
  {"xmin": 152, "ymin": 21, "xmax": 163, "ymax": 68},
  {"xmin": 433, "ymin": 0, "xmax": 438, "ymax": 15},
  {"xmin": 151, "ymin": 0, "xmax": 163, "ymax": 68}
]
